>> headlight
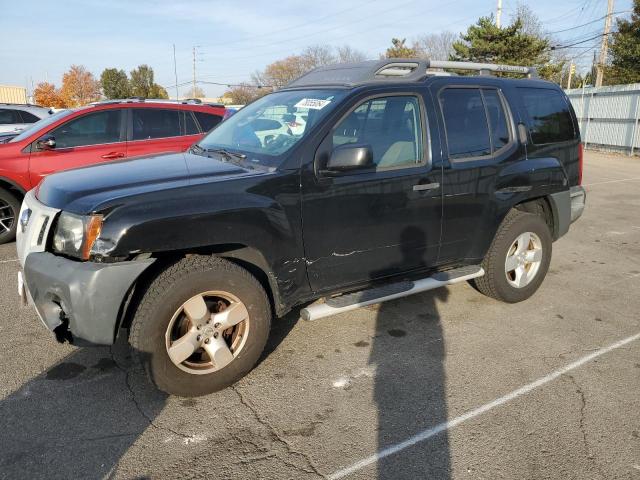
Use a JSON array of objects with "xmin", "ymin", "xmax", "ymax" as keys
[{"xmin": 52, "ymin": 212, "xmax": 103, "ymax": 260}]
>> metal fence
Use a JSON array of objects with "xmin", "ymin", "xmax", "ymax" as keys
[{"xmin": 565, "ymin": 83, "xmax": 640, "ymax": 156}]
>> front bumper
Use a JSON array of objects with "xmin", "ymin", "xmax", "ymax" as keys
[{"xmin": 22, "ymin": 252, "xmax": 155, "ymax": 345}]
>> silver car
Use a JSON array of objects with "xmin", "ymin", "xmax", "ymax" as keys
[{"xmin": 0, "ymin": 104, "xmax": 52, "ymax": 134}]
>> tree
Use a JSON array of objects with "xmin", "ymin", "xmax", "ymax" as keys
[
  {"xmin": 222, "ymin": 83, "xmax": 267, "ymax": 105},
  {"xmin": 184, "ymin": 86, "xmax": 205, "ymax": 99},
  {"xmin": 604, "ymin": 0, "xmax": 640, "ymax": 85},
  {"xmin": 412, "ymin": 32, "xmax": 456, "ymax": 60},
  {"xmin": 129, "ymin": 64, "xmax": 168, "ymax": 99},
  {"xmin": 336, "ymin": 45, "xmax": 367, "ymax": 63},
  {"xmin": 100, "ymin": 68, "xmax": 130, "ymax": 99},
  {"xmin": 33, "ymin": 82, "xmax": 66, "ymax": 108},
  {"xmin": 385, "ymin": 38, "xmax": 416, "ymax": 58},
  {"xmin": 509, "ymin": 2, "xmax": 543, "ymax": 37},
  {"xmin": 451, "ymin": 16, "xmax": 561, "ymax": 81},
  {"xmin": 60, "ymin": 65, "xmax": 101, "ymax": 107}
]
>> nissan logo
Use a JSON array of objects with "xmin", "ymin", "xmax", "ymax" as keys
[{"xmin": 19, "ymin": 208, "xmax": 32, "ymax": 233}]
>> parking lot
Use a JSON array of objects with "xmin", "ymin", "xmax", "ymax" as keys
[{"xmin": 0, "ymin": 150, "xmax": 638, "ymax": 479}]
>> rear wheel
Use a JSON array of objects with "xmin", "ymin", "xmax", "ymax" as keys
[
  {"xmin": 130, "ymin": 255, "xmax": 271, "ymax": 397},
  {"xmin": 472, "ymin": 209, "xmax": 552, "ymax": 303},
  {"xmin": 0, "ymin": 188, "xmax": 20, "ymax": 245}
]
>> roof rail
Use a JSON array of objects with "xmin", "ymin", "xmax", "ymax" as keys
[{"xmin": 286, "ymin": 58, "xmax": 538, "ymax": 88}]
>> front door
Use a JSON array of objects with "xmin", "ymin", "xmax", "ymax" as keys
[
  {"xmin": 28, "ymin": 109, "xmax": 126, "ymax": 187},
  {"xmin": 301, "ymin": 92, "xmax": 442, "ymax": 292}
]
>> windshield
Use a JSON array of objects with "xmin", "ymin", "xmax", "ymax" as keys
[
  {"xmin": 9, "ymin": 109, "xmax": 73, "ymax": 143},
  {"xmin": 197, "ymin": 89, "xmax": 346, "ymax": 167}
]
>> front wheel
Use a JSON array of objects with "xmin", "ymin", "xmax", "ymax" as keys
[
  {"xmin": 130, "ymin": 255, "xmax": 271, "ymax": 397},
  {"xmin": 472, "ymin": 209, "xmax": 552, "ymax": 303},
  {"xmin": 0, "ymin": 188, "xmax": 20, "ymax": 244}
]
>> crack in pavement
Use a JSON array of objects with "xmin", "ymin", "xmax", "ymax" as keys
[
  {"xmin": 231, "ymin": 385, "xmax": 327, "ymax": 479},
  {"xmin": 108, "ymin": 347, "xmax": 190, "ymax": 441}
]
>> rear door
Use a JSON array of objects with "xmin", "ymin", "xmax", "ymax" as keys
[
  {"xmin": 28, "ymin": 108, "xmax": 127, "ymax": 186},
  {"xmin": 126, "ymin": 107, "xmax": 201, "ymax": 157}
]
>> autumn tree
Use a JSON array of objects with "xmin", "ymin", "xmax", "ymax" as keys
[
  {"xmin": 222, "ymin": 83, "xmax": 268, "ymax": 105},
  {"xmin": 33, "ymin": 82, "xmax": 66, "ymax": 108},
  {"xmin": 451, "ymin": 15, "xmax": 561, "ymax": 81},
  {"xmin": 129, "ymin": 64, "xmax": 168, "ymax": 99},
  {"xmin": 604, "ymin": 0, "xmax": 640, "ymax": 85},
  {"xmin": 385, "ymin": 38, "xmax": 416, "ymax": 58},
  {"xmin": 60, "ymin": 65, "xmax": 101, "ymax": 106},
  {"xmin": 100, "ymin": 68, "xmax": 130, "ymax": 99}
]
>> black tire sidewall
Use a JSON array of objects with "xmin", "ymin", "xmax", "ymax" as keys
[
  {"xmin": 133, "ymin": 260, "xmax": 271, "ymax": 397},
  {"xmin": 0, "ymin": 189, "xmax": 20, "ymax": 244},
  {"xmin": 488, "ymin": 213, "xmax": 552, "ymax": 303}
]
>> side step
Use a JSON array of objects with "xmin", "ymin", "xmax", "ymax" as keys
[{"xmin": 300, "ymin": 265, "xmax": 484, "ymax": 321}]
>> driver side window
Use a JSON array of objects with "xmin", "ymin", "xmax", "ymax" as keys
[
  {"xmin": 49, "ymin": 110, "xmax": 123, "ymax": 148},
  {"xmin": 332, "ymin": 95, "xmax": 424, "ymax": 169}
]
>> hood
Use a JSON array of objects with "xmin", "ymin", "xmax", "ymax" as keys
[{"xmin": 36, "ymin": 151, "xmax": 252, "ymax": 213}]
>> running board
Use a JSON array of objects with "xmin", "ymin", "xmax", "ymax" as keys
[{"xmin": 300, "ymin": 265, "xmax": 484, "ymax": 321}]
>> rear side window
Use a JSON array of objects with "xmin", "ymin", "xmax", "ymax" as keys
[
  {"xmin": 439, "ymin": 89, "xmax": 490, "ymax": 159},
  {"xmin": 194, "ymin": 112, "xmax": 222, "ymax": 132},
  {"xmin": 0, "ymin": 109, "xmax": 22, "ymax": 124},
  {"xmin": 20, "ymin": 111, "xmax": 41, "ymax": 123},
  {"xmin": 183, "ymin": 112, "xmax": 199, "ymax": 135},
  {"xmin": 439, "ymin": 88, "xmax": 512, "ymax": 160},
  {"xmin": 518, "ymin": 88, "xmax": 575, "ymax": 144},
  {"xmin": 50, "ymin": 110, "xmax": 123, "ymax": 148},
  {"xmin": 132, "ymin": 109, "xmax": 182, "ymax": 140}
]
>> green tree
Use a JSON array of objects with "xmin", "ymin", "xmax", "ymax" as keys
[
  {"xmin": 385, "ymin": 38, "xmax": 416, "ymax": 58},
  {"xmin": 129, "ymin": 64, "xmax": 168, "ymax": 98},
  {"xmin": 100, "ymin": 68, "xmax": 130, "ymax": 99},
  {"xmin": 451, "ymin": 16, "xmax": 561, "ymax": 81},
  {"xmin": 604, "ymin": 0, "xmax": 640, "ymax": 85}
]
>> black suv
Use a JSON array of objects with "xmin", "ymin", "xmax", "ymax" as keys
[{"xmin": 16, "ymin": 60, "xmax": 585, "ymax": 396}]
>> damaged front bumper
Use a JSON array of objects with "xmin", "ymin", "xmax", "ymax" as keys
[{"xmin": 21, "ymin": 252, "xmax": 154, "ymax": 345}]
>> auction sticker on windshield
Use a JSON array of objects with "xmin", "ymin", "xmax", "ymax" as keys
[{"xmin": 295, "ymin": 98, "xmax": 331, "ymax": 110}]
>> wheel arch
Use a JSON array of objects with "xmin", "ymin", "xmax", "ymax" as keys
[
  {"xmin": 0, "ymin": 177, "xmax": 26, "ymax": 199},
  {"xmin": 514, "ymin": 195, "xmax": 557, "ymax": 239}
]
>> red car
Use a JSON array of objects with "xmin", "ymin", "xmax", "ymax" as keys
[{"xmin": 0, "ymin": 99, "xmax": 225, "ymax": 243}]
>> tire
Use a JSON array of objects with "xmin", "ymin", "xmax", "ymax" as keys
[
  {"xmin": 130, "ymin": 255, "xmax": 271, "ymax": 397},
  {"xmin": 0, "ymin": 188, "xmax": 20, "ymax": 245},
  {"xmin": 472, "ymin": 209, "xmax": 552, "ymax": 303}
]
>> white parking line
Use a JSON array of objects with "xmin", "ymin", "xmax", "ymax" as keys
[
  {"xmin": 0, "ymin": 259, "xmax": 18, "ymax": 264},
  {"xmin": 583, "ymin": 177, "xmax": 640, "ymax": 187},
  {"xmin": 328, "ymin": 332, "xmax": 640, "ymax": 480}
]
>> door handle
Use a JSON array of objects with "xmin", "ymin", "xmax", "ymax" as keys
[
  {"xmin": 413, "ymin": 182, "xmax": 440, "ymax": 191},
  {"xmin": 101, "ymin": 152, "xmax": 125, "ymax": 159}
]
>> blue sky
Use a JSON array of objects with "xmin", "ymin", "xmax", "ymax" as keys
[{"xmin": 0, "ymin": 0, "xmax": 633, "ymax": 98}]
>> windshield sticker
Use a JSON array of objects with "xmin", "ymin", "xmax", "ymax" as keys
[{"xmin": 295, "ymin": 98, "xmax": 331, "ymax": 110}]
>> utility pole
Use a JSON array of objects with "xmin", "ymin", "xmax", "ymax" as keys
[
  {"xmin": 173, "ymin": 44, "xmax": 179, "ymax": 100},
  {"xmin": 595, "ymin": 0, "xmax": 614, "ymax": 87},
  {"xmin": 496, "ymin": 0, "xmax": 503, "ymax": 28},
  {"xmin": 192, "ymin": 46, "xmax": 197, "ymax": 98},
  {"xmin": 567, "ymin": 62, "xmax": 575, "ymax": 89}
]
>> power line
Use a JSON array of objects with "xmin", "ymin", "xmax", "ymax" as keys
[{"xmin": 545, "ymin": 10, "xmax": 627, "ymax": 34}]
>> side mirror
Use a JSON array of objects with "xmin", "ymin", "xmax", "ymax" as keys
[
  {"xmin": 326, "ymin": 144, "xmax": 373, "ymax": 172},
  {"xmin": 36, "ymin": 136, "xmax": 56, "ymax": 150}
]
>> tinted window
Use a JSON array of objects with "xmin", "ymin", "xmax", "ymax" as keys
[
  {"xmin": 332, "ymin": 95, "xmax": 424, "ymax": 169},
  {"xmin": 50, "ymin": 110, "xmax": 122, "ymax": 148},
  {"xmin": 20, "ymin": 111, "xmax": 42, "ymax": 123},
  {"xmin": 184, "ymin": 112, "xmax": 199, "ymax": 135},
  {"xmin": 440, "ymin": 88, "xmax": 491, "ymax": 159},
  {"xmin": 132, "ymin": 109, "xmax": 181, "ymax": 140},
  {"xmin": 483, "ymin": 89, "xmax": 511, "ymax": 151},
  {"xmin": 518, "ymin": 88, "xmax": 575, "ymax": 144},
  {"xmin": 194, "ymin": 112, "xmax": 222, "ymax": 132},
  {"xmin": 0, "ymin": 109, "xmax": 22, "ymax": 124}
]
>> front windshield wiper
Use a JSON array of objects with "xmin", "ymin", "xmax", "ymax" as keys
[{"xmin": 206, "ymin": 148, "xmax": 247, "ymax": 161}]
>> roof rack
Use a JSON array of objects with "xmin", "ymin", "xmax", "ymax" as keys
[
  {"xmin": 89, "ymin": 98, "xmax": 223, "ymax": 107},
  {"xmin": 286, "ymin": 58, "xmax": 538, "ymax": 88}
]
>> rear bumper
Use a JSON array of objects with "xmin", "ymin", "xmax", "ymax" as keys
[
  {"xmin": 22, "ymin": 252, "xmax": 154, "ymax": 345},
  {"xmin": 548, "ymin": 185, "xmax": 586, "ymax": 240}
]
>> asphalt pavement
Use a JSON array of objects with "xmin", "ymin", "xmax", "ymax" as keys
[{"xmin": 0, "ymin": 150, "xmax": 638, "ymax": 480}]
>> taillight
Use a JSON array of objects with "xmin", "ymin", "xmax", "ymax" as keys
[{"xmin": 578, "ymin": 143, "xmax": 584, "ymax": 185}]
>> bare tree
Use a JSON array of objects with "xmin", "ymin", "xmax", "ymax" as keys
[
  {"xmin": 412, "ymin": 32, "xmax": 457, "ymax": 60},
  {"xmin": 510, "ymin": 2, "xmax": 544, "ymax": 37},
  {"xmin": 302, "ymin": 45, "xmax": 336, "ymax": 68},
  {"xmin": 336, "ymin": 45, "xmax": 367, "ymax": 63},
  {"xmin": 184, "ymin": 86, "xmax": 205, "ymax": 99}
]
